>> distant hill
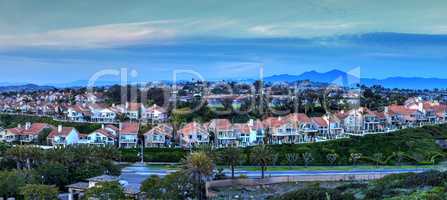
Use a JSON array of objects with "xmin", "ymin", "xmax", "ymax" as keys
[
  {"xmin": 263, "ymin": 70, "xmax": 447, "ymax": 89},
  {"xmin": 0, "ymin": 84, "xmax": 55, "ymax": 92},
  {"xmin": 361, "ymin": 77, "xmax": 447, "ymax": 89},
  {"xmin": 264, "ymin": 69, "xmax": 360, "ymax": 87}
]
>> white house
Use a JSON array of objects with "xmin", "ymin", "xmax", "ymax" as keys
[
  {"xmin": 142, "ymin": 104, "xmax": 168, "ymax": 124},
  {"xmin": 143, "ymin": 124, "xmax": 173, "ymax": 147},
  {"xmin": 179, "ymin": 122, "xmax": 209, "ymax": 148},
  {"xmin": 89, "ymin": 104, "xmax": 116, "ymax": 123},
  {"xmin": 208, "ymin": 119, "xmax": 238, "ymax": 148},
  {"xmin": 48, "ymin": 125, "xmax": 80, "ymax": 146},
  {"xmin": 118, "ymin": 122, "xmax": 139, "ymax": 148},
  {"xmin": 83, "ymin": 124, "xmax": 118, "ymax": 146}
]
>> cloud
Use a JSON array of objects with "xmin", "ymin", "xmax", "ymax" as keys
[
  {"xmin": 248, "ymin": 21, "xmax": 369, "ymax": 37},
  {"xmin": 0, "ymin": 21, "xmax": 177, "ymax": 49}
]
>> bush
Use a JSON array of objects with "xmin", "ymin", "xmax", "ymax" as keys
[{"xmin": 272, "ymin": 187, "xmax": 355, "ymax": 200}]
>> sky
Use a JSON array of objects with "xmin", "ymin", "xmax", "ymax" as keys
[{"xmin": 0, "ymin": 0, "xmax": 446, "ymax": 84}]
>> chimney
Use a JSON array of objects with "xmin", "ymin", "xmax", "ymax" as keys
[
  {"xmin": 384, "ymin": 106, "xmax": 389, "ymax": 114},
  {"xmin": 101, "ymin": 124, "xmax": 105, "ymax": 129},
  {"xmin": 249, "ymin": 119, "xmax": 254, "ymax": 126},
  {"xmin": 125, "ymin": 102, "xmax": 129, "ymax": 109},
  {"xmin": 58, "ymin": 125, "xmax": 63, "ymax": 133},
  {"xmin": 25, "ymin": 122, "xmax": 31, "ymax": 130},
  {"xmin": 119, "ymin": 123, "xmax": 123, "ymax": 131},
  {"xmin": 17, "ymin": 124, "xmax": 22, "ymax": 129}
]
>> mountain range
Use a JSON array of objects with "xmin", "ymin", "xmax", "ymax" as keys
[
  {"xmin": 1, "ymin": 69, "xmax": 447, "ymax": 91},
  {"xmin": 0, "ymin": 84, "xmax": 55, "ymax": 92},
  {"xmin": 262, "ymin": 70, "xmax": 447, "ymax": 89}
]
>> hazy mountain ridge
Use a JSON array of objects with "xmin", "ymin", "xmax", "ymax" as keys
[{"xmin": 0, "ymin": 84, "xmax": 56, "ymax": 92}]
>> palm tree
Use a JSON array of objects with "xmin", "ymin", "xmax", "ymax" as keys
[
  {"xmin": 250, "ymin": 145, "xmax": 273, "ymax": 179},
  {"xmin": 219, "ymin": 147, "xmax": 242, "ymax": 179},
  {"xmin": 181, "ymin": 151, "xmax": 214, "ymax": 200}
]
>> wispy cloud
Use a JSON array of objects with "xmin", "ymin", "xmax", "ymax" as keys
[
  {"xmin": 0, "ymin": 21, "xmax": 177, "ymax": 49},
  {"xmin": 248, "ymin": 21, "xmax": 369, "ymax": 37}
]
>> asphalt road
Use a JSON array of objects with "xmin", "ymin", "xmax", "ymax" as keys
[{"xmin": 119, "ymin": 163, "xmax": 430, "ymax": 192}]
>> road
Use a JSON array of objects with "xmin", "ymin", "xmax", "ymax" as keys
[{"xmin": 119, "ymin": 163, "xmax": 431, "ymax": 192}]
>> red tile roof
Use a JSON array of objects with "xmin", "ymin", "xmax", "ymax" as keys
[
  {"xmin": 180, "ymin": 122, "xmax": 207, "ymax": 136},
  {"xmin": 311, "ymin": 117, "xmax": 328, "ymax": 127},
  {"xmin": 120, "ymin": 122, "xmax": 139, "ymax": 135},
  {"xmin": 144, "ymin": 124, "xmax": 173, "ymax": 138},
  {"xmin": 287, "ymin": 113, "xmax": 311, "ymax": 123},
  {"xmin": 48, "ymin": 127, "xmax": 75, "ymax": 138},
  {"xmin": 209, "ymin": 119, "xmax": 232, "ymax": 130},
  {"xmin": 233, "ymin": 123, "xmax": 251, "ymax": 134}
]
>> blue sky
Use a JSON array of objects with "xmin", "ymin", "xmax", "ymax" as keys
[{"xmin": 0, "ymin": 0, "xmax": 446, "ymax": 84}]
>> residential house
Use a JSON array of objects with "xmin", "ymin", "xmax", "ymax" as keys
[
  {"xmin": 118, "ymin": 122, "xmax": 140, "ymax": 148},
  {"xmin": 47, "ymin": 125, "xmax": 80, "ymax": 146},
  {"xmin": 363, "ymin": 109, "xmax": 387, "ymax": 133},
  {"xmin": 83, "ymin": 124, "xmax": 118, "ymax": 146},
  {"xmin": 67, "ymin": 104, "xmax": 91, "ymax": 122},
  {"xmin": 386, "ymin": 105, "xmax": 426, "ymax": 128},
  {"xmin": 287, "ymin": 113, "xmax": 318, "ymax": 142},
  {"xmin": 208, "ymin": 119, "xmax": 237, "ymax": 147},
  {"xmin": 264, "ymin": 116, "xmax": 302, "ymax": 144},
  {"xmin": 142, "ymin": 104, "xmax": 168, "ymax": 124},
  {"xmin": 89, "ymin": 103, "xmax": 116, "ymax": 123},
  {"xmin": 143, "ymin": 124, "xmax": 173, "ymax": 147},
  {"xmin": 1, "ymin": 122, "xmax": 53, "ymax": 143},
  {"xmin": 178, "ymin": 122, "xmax": 209, "ymax": 148}
]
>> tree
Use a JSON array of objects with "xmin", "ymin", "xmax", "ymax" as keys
[
  {"xmin": 285, "ymin": 153, "xmax": 300, "ymax": 168},
  {"xmin": 218, "ymin": 147, "xmax": 242, "ymax": 179},
  {"xmin": 20, "ymin": 184, "xmax": 58, "ymax": 200},
  {"xmin": 0, "ymin": 170, "xmax": 36, "ymax": 199},
  {"xmin": 302, "ymin": 152, "xmax": 314, "ymax": 168},
  {"xmin": 5, "ymin": 146, "xmax": 43, "ymax": 169},
  {"xmin": 162, "ymin": 172, "xmax": 195, "ymax": 200},
  {"xmin": 181, "ymin": 151, "xmax": 214, "ymax": 200},
  {"xmin": 250, "ymin": 145, "xmax": 273, "ymax": 179},
  {"xmin": 36, "ymin": 162, "xmax": 69, "ymax": 190},
  {"xmin": 394, "ymin": 151, "xmax": 405, "ymax": 166},
  {"xmin": 350, "ymin": 153, "xmax": 362, "ymax": 166},
  {"xmin": 83, "ymin": 182, "xmax": 126, "ymax": 200},
  {"xmin": 326, "ymin": 153, "xmax": 338, "ymax": 166},
  {"xmin": 140, "ymin": 175, "xmax": 163, "ymax": 199},
  {"xmin": 373, "ymin": 153, "xmax": 384, "ymax": 167}
]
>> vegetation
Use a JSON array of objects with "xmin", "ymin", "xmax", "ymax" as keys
[
  {"xmin": 20, "ymin": 184, "xmax": 58, "ymax": 200},
  {"xmin": 272, "ymin": 170, "xmax": 447, "ymax": 200},
  {"xmin": 250, "ymin": 145, "xmax": 274, "ymax": 179},
  {"xmin": 83, "ymin": 181, "xmax": 126, "ymax": 200},
  {"xmin": 217, "ymin": 146, "xmax": 242, "ymax": 178},
  {"xmin": 181, "ymin": 151, "xmax": 215, "ymax": 200},
  {"xmin": 0, "ymin": 145, "xmax": 121, "ymax": 199},
  {"xmin": 0, "ymin": 114, "xmax": 101, "ymax": 133}
]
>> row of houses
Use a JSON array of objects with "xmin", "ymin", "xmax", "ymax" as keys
[
  {"xmin": 1, "ymin": 99, "xmax": 447, "ymax": 148},
  {"xmin": 65, "ymin": 102, "xmax": 168, "ymax": 123}
]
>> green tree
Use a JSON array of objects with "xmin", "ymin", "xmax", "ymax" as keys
[
  {"xmin": 20, "ymin": 184, "xmax": 58, "ymax": 200},
  {"xmin": 302, "ymin": 152, "xmax": 314, "ymax": 168},
  {"xmin": 83, "ymin": 181, "xmax": 126, "ymax": 200},
  {"xmin": 250, "ymin": 145, "xmax": 273, "ymax": 179},
  {"xmin": 181, "ymin": 151, "xmax": 214, "ymax": 200},
  {"xmin": 36, "ymin": 162, "xmax": 69, "ymax": 190},
  {"xmin": 218, "ymin": 147, "xmax": 242, "ymax": 179},
  {"xmin": 285, "ymin": 153, "xmax": 300, "ymax": 168},
  {"xmin": 326, "ymin": 153, "xmax": 338, "ymax": 166},
  {"xmin": 0, "ymin": 170, "xmax": 36, "ymax": 199},
  {"xmin": 140, "ymin": 175, "xmax": 163, "ymax": 199},
  {"xmin": 373, "ymin": 153, "xmax": 384, "ymax": 167}
]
